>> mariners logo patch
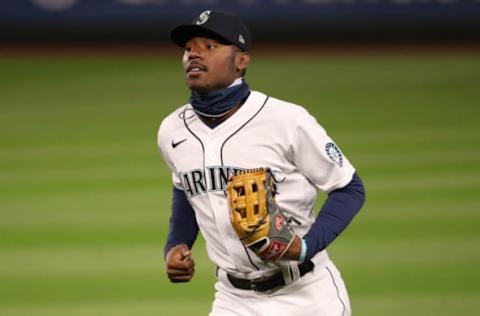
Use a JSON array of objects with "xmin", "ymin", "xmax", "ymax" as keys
[
  {"xmin": 326, "ymin": 142, "xmax": 343, "ymax": 167},
  {"xmin": 195, "ymin": 10, "xmax": 211, "ymax": 25}
]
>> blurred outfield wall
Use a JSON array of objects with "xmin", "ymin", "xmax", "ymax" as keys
[{"xmin": 1, "ymin": 0, "xmax": 480, "ymax": 42}]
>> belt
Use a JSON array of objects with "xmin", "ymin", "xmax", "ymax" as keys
[{"xmin": 226, "ymin": 260, "xmax": 314, "ymax": 293}]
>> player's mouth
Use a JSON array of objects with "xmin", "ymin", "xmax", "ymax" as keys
[{"xmin": 186, "ymin": 63, "xmax": 207, "ymax": 75}]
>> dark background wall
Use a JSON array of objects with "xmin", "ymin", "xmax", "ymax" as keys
[{"xmin": 2, "ymin": 0, "xmax": 480, "ymax": 42}]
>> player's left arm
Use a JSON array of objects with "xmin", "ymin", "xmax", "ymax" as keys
[
  {"xmin": 281, "ymin": 173, "xmax": 365, "ymax": 261},
  {"xmin": 302, "ymin": 173, "xmax": 365, "ymax": 260},
  {"xmin": 288, "ymin": 109, "xmax": 366, "ymax": 261}
]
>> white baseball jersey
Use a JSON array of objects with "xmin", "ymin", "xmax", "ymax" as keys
[{"xmin": 158, "ymin": 90, "xmax": 355, "ymax": 276}]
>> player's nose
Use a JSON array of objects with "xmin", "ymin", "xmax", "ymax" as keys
[{"xmin": 185, "ymin": 46, "xmax": 201, "ymax": 59}]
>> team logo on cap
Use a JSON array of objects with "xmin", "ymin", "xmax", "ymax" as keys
[
  {"xmin": 195, "ymin": 10, "xmax": 211, "ymax": 25},
  {"xmin": 326, "ymin": 142, "xmax": 343, "ymax": 167},
  {"xmin": 239, "ymin": 34, "xmax": 245, "ymax": 44}
]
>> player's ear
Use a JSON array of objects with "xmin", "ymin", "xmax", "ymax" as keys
[{"xmin": 236, "ymin": 51, "xmax": 250, "ymax": 74}]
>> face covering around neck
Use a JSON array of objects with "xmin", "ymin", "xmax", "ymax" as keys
[{"xmin": 189, "ymin": 80, "xmax": 250, "ymax": 117}]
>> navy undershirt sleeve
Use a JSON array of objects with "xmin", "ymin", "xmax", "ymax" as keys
[
  {"xmin": 164, "ymin": 187, "xmax": 199, "ymax": 258},
  {"xmin": 164, "ymin": 173, "xmax": 365, "ymax": 260},
  {"xmin": 303, "ymin": 172, "xmax": 366, "ymax": 260}
]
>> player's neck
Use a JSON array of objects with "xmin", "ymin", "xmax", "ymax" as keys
[
  {"xmin": 190, "ymin": 78, "xmax": 250, "ymax": 128},
  {"xmin": 198, "ymin": 99, "xmax": 246, "ymax": 128}
]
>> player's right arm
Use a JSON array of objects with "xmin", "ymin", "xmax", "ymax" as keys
[
  {"xmin": 164, "ymin": 187, "xmax": 199, "ymax": 282},
  {"xmin": 286, "ymin": 105, "xmax": 366, "ymax": 261},
  {"xmin": 158, "ymin": 114, "xmax": 199, "ymax": 282},
  {"xmin": 166, "ymin": 243, "xmax": 195, "ymax": 282}
]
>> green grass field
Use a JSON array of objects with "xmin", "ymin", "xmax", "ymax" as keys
[{"xmin": 1, "ymin": 51, "xmax": 480, "ymax": 315}]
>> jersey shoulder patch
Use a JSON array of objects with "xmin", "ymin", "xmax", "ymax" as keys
[{"xmin": 325, "ymin": 142, "xmax": 343, "ymax": 167}]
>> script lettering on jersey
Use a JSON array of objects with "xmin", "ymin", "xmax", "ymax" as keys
[{"xmin": 180, "ymin": 166, "xmax": 243, "ymax": 198}]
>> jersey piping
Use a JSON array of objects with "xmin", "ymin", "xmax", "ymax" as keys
[{"xmin": 219, "ymin": 95, "xmax": 270, "ymax": 270}]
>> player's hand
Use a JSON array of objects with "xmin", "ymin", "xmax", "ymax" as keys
[
  {"xmin": 280, "ymin": 235, "xmax": 302, "ymax": 261},
  {"xmin": 165, "ymin": 244, "xmax": 195, "ymax": 283}
]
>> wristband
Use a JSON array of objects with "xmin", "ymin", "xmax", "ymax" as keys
[{"xmin": 299, "ymin": 239, "xmax": 307, "ymax": 263}]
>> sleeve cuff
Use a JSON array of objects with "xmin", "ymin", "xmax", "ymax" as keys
[{"xmin": 299, "ymin": 239, "xmax": 307, "ymax": 263}]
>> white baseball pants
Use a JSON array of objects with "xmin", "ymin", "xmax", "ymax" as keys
[{"xmin": 210, "ymin": 259, "xmax": 351, "ymax": 316}]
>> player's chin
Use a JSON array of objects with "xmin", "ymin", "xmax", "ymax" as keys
[{"xmin": 186, "ymin": 77, "xmax": 210, "ymax": 93}]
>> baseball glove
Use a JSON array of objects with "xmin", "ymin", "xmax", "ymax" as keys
[{"xmin": 226, "ymin": 168, "xmax": 295, "ymax": 262}]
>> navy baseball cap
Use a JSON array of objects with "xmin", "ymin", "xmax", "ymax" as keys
[{"xmin": 170, "ymin": 10, "xmax": 251, "ymax": 52}]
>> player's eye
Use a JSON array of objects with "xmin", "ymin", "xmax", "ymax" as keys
[{"xmin": 207, "ymin": 44, "xmax": 216, "ymax": 50}]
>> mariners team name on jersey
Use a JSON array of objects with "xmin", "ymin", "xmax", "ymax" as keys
[{"xmin": 180, "ymin": 166, "xmax": 242, "ymax": 198}]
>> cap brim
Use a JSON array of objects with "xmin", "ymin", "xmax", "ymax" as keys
[{"xmin": 170, "ymin": 25, "xmax": 231, "ymax": 48}]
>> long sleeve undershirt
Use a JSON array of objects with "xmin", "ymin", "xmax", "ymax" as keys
[
  {"xmin": 164, "ymin": 173, "xmax": 365, "ymax": 259},
  {"xmin": 303, "ymin": 172, "xmax": 365, "ymax": 259},
  {"xmin": 164, "ymin": 186, "xmax": 199, "ymax": 258}
]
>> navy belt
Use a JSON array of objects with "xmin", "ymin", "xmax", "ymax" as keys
[{"xmin": 226, "ymin": 260, "xmax": 314, "ymax": 292}]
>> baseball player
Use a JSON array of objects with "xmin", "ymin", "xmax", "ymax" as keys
[{"xmin": 158, "ymin": 10, "xmax": 366, "ymax": 316}]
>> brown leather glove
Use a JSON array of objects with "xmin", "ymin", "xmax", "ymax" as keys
[
  {"xmin": 227, "ymin": 168, "xmax": 296, "ymax": 262},
  {"xmin": 165, "ymin": 244, "xmax": 195, "ymax": 283}
]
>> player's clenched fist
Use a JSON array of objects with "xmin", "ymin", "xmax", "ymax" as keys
[{"xmin": 165, "ymin": 244, "xmax": 195, "ymax": 283}]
